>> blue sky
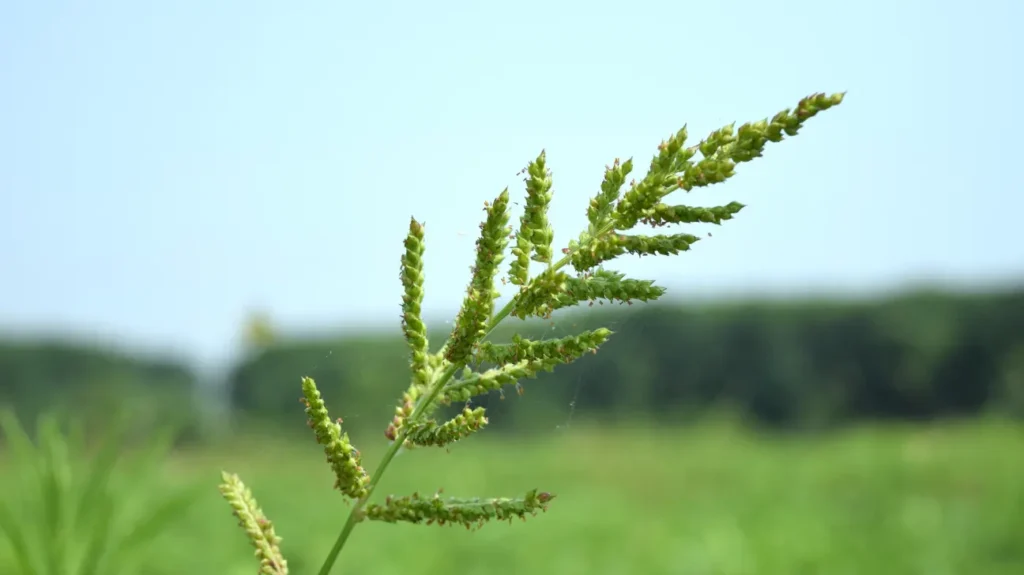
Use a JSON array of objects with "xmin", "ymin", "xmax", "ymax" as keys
[{"xmin": 1, "ymin": 0, "xmax": 1021, "ymax": 368}]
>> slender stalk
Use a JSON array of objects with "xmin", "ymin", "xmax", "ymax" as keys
[{"xmin": 314, "ymin": 438, "xmax": 400, "ymax": 575}]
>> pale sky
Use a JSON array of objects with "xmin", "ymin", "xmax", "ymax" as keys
[{"xmin": 1, "ymin": 0, "xmax": 1021, "ymax": 368}]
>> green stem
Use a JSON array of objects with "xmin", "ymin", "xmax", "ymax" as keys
[
  {"xmin": 314, "ymin": 438, "xmax": 401, "ymax": 575},
  {"xmin": 316, "ymin": 219, "xmax": 619, "ymax": 574}
]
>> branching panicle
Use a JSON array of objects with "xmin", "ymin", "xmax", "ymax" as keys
[{"xmin": 221, "ymin": 91, "xmax": 844, "ymax": 575}]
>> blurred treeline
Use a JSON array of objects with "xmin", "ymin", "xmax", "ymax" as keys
[{"xmin": 2, "ymin": 288, "xmax": 1023, "ymax": 441}]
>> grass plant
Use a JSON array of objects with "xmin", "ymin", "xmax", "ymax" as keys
[
  {"xmin": 0, "ymin": 410, "xmax": 205, "ymax": 575},
  {"xmin": 216, "ymin": 91, "xmax": 846, "ymax": 574}
]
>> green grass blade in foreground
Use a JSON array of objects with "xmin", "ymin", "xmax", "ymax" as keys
[
  {"xmin": 73, "ymin": 415, "xmax": 133, "ymax": 575},
  {"xmin": 36, "ymin": 414, "xmax": 72, "ymax": 575},
  {"xmin": 0, "ymin": 411, "xmax": 201, "ymax": 575},
  {"xmin": 77, "ymin": 421, "xmax": 204, "ymax": 575},
  {"xmin": 73, "ymin": 415, "xmax": 127, "ymax": 530},
  {"xmin": 0, "ymin": 410, "xmax": 41, "ymax": 575},
  {"xmin": 0, "ymin": 500, "xmax": 39, "ymax": 575},
  {"xmin": 0, "ymin": 408, "xmax": 40, "ymax": 484},
  {"xmin": 75, "ymin": 492, "xmax": 116, "ymax": 575},
  {"xmin": 114, "ymin": 480, "xmax": 208, "ymax": 555},
  {"xmin": 106, "ymin": 425, "xmax": 205, "ymax": 573}
]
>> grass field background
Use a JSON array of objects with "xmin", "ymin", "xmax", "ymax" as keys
[{"xmin": 3, "ymin": 419, "xmax": 1022, "ymax": 574}]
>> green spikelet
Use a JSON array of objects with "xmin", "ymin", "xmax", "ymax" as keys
[
  {"xmin": 300, "ymin": 377, "xmax": 370, "ymax": 500},
  {"xmin": 444, "ymin": 190, "xmax": 511, "ymax": 364},
  {"xmin": 509, "ymin": 150, "xmax": 556, "ymax": 284},
  {"xmin": 218, "ymin": 472, "xmax": 289, "ymax": 575},
  {"xmin": 400, "ymin": 217, "xmax": 430, "ymax": 388}
]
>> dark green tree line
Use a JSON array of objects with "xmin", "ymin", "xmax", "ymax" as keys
[
  {"xmin": 226, "ymin": 288, "xmax": 1024, "ymax": 431},
  {"xmin": 3, "ymin": 288, "xmax": 1022, "ymax": 437}
]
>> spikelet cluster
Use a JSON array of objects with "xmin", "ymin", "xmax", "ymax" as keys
[
  {"xmin": 509, "ymin": 151, "xmax": 555, "ymax": 285},
  {"xmin": 218, "ymin": 472, "xmax": 289, "ymax": 575},
  {"xmin": 444, "ymin": 190, "xmax": 512, "ymax": 364},
  {"xmin": 300, "ymin": 376, "xmax": 370, "ymax": 500},
  {"xmin": 365, "ymin": 489, "xmax": 555, "ymax": 529},
  {"xmin": 400, "ymin": 217, "xmax": 430, "ymax": 388},
  {"xmin": 401, "ymin": 407, "xmax": 489, "ymax": 448}
]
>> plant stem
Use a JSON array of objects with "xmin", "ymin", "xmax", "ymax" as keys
[
  {"xmin": 314, "ymin": 437, "xmax": 400, "ymax": 575},
  {"xmin": 317, "ymin": 220, "xmax": 618, "ymax": 574}
]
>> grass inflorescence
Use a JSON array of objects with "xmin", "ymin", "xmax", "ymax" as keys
[{"xmin": 218, "ymin": 92, "xmax": 845, "ymax": 574}]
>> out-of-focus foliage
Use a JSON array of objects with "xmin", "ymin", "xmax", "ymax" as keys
[
  {"xmin": 0, "ymin": 340, "xmax": 201, "ymax": 442},
  {"xmin": 0, "ymin": 410, "xmax": 205, "ymax": 575},
  {"xmin": 6, "ymin": 421, "xmax": 1017, "ymax": 575},
  {"xmin": 3, "ymin": 288, "xmax": 1022, "ymax": 439},
  {"xmin": 227, "ymin": 288, "xmax": 1024, "ymax": 432}
]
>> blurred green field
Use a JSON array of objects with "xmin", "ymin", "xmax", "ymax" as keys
[{"xmin": 4, "ymin": 420, "xmax": 1024, "ymax": 574}]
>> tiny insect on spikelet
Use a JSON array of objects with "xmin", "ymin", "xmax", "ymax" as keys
[{"xmin": 219, "ymin": 91, "xmax": 845, "ymax": 575}]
